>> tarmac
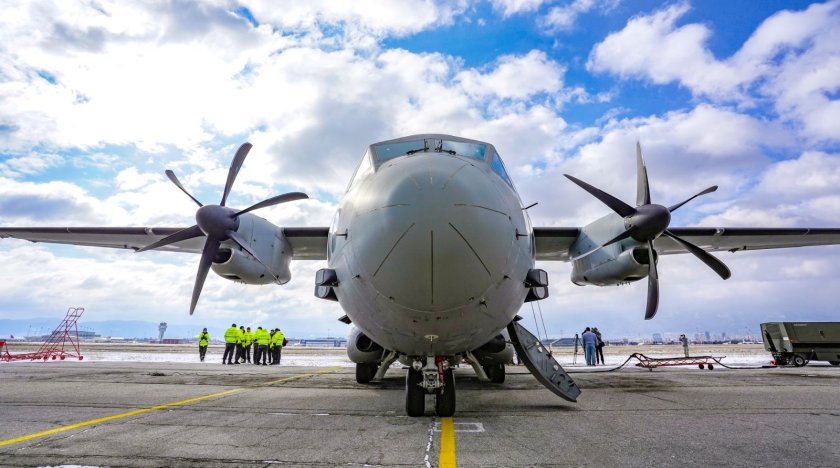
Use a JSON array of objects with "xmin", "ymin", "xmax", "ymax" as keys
[{"xmin": 0, "ymin": 356, "xmax": 838, "ymax": 467}]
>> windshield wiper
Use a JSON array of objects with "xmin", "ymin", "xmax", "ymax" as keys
[{"xmin": 406, "ymin": 146, "xmax": 427, "ymax": 155}]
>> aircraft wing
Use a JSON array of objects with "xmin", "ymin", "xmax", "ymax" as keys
[
  {"xmin": 534, "ymin": 226, "xmax": 840, "ymax": 261},
  {"xmin": 657, "ymin": 227, "xmax": 840, "ymax": 254},
  {"xmin": 0, "ymin": 226, "xmax": 329, "ymax": 260}
]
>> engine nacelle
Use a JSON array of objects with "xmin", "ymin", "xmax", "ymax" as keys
[
  {"xmin": 571, "ymin": 247, "xmax": 652, "ymax": 286},
  {"xmin": 346, "ymin": 326, "xmax": 385, "ymax": 364},
  {"xmin": 210, "ymin": 214, "xmax": 292, "ymax": 285},
  {"xmin": 471, "ymin": 333, "xmax": 515, "ymax": 366}
]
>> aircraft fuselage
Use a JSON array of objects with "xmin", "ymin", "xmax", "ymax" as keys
[{"xmin": 327, "ymin": 135, "xmax": 534, "ymax": 356}]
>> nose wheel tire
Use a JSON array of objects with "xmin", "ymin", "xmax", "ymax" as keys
[
  {"xmin": 356, "ymin": 363, "xmax": 379, "ymax": 383},
  {"xmin": 435, "ymin": 368, "xmax": 456, "ymax": 417},
  {"xmin": 405, "ymin": 368, "xmax": 425, "ymax": 417}
]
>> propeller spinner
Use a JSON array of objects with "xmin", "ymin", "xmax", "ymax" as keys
[
  {"xmin": 138, "ymin": 143, "xmax": 308, "ymax": 315},
  {"xmin": 564, "ymin": 142, "xmax": 730, "ymax": 320}
]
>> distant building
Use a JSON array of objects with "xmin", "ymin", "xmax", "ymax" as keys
[
  {"xmin": 704, "ymin": 331, "xmax": 711, "ymax": 342},
  {"xmin": 652, "ymin": 333, "xmax": 663, "ymax": 344},
  {"xmin": 158, "ymin": 322, "xmax": 167, "ymax": 341}
]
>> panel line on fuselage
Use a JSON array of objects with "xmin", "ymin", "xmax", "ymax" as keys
[
  {"xmin": 454, "ymin": 203, "xmax": 508, "ymax": 217},
  {"xmin": 373, "ymin": 222, "xmax": 416, "ymax": 277},
  {"xmin": 448, "ymin": 222, "xmax": 492, "ymax": 277}
]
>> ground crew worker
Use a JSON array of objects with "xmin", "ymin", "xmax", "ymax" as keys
[
  {"xmin": 243, "ymin": 327, "xmax": 253, "ymax": 363},
  {"xmin": 267, "ymin": 329, "xmax": 275, "ymax": 364},
  {"xmin": 235, "ymin": 326, "xmax": 246, "ymax": 363},
  {"xmin": 223, "ymin": 323, "xmax": 238, "ymax": 364},
  {"xmin": 255, "ymin": 326, "xmax": 269, "ymax": 365},
  {"xmin": 197, "ymin": 328, "xmax": 210, "ymax": 362},
  {"xmin": 271, "ymin": 328, "xmax": 285, "ymax": 365},
  {"xmin": 252, "ymin": 326, "xmax": 262, "ymax": 364},
  {"xmin": 680, "ymin": 334, "xmax": 689, "ymax": 357}
]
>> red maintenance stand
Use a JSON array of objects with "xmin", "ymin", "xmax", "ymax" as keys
[
  {"xmin": 631, "ymin": 353, "xmax": 722, "ymax": 371},
  {"xmin": 1, "ymin": 307, "xmax": 85, "ymax": 362}
]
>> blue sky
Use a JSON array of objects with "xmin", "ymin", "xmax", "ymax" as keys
[{"xmin": 0, "ymin": 0, "xmax": 838, "ymax": 341}]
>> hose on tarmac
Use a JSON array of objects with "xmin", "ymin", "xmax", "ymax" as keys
[{"xmin": 559, "ymin": 353, "xmax": 774, "ymax": 373}]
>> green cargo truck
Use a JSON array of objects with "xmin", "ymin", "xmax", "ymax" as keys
[{"xmin": 761, "ymin": 322, "xmax": 840, "ymax": 367}]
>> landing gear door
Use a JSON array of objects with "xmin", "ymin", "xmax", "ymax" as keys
[{"xmin": 507, "ymin": 321, "xmax": 581, "ymax": 402}]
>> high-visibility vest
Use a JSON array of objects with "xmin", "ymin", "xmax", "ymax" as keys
[
  {"xmin": 244, "ymin": 331, "xmax": 253, "ymax": 346},
  {"xmin": 256, "ymin": 329, "xmax": 269, "ymax": 345},
  {"xmin": 198, "ymin": 332, "xmax": 209, "ymax": 347},
  {"xmin": 271, "ymin": 330, "xmax": 284, "ymax": 348},
  {"xmin": 237, "ymin": 328, "xmax": 245, "ymax": 344},
  {"xmin": 224, "ymin": 326, "xmax": 239, "ymax": 344}
]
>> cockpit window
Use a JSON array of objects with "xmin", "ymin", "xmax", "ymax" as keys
[
  {"xmin": 373, "ymin": 138, "xmax": 489, "ymax": 163},
  {"xmin": 491, "ymin": 152, "xmax": 513, "ymax": 186},
  {"xmin": 440, "ymin": 140, "xmax": 487, "ymax": 161},
  {"xmin": 373, "ymin": 139, "xmax": 426, "ymax": 162}
]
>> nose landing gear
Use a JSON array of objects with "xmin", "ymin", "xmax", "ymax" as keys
[{"xmin": 405, "ymin": 356, "xmax": 457, "ymax": 417}]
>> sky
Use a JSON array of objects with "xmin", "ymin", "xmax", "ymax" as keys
[{"xmin": 0, "ymin": 0, "xmax": 839, "ymax": 341}]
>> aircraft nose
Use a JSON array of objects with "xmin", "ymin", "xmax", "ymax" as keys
[{"xmin": 350, "ymin": 154, "xmax": 518, "ymax": 312}]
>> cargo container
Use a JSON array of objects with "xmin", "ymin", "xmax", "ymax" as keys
[{"xmin": 761, "ymin": 322, "xmax": 840, "ymax": 367}]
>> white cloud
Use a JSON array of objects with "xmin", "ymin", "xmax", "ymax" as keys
[
  {"xmin": 456, "ymin": 50, "xmax": 566, "ymax": 99},
  {"xmin": 541, "ymin": 0, "xmax": 595, "ymax": 31},
  {"xmin": 587, "ymin": 1, "xmax": 840, "ymax": 142},
  {"xmin": 0, "ymin": 152, "xmax": 63, "ymax": 178},
  {"xmin": 489, "ymin": 0, "xmax": 547, "ymax": 17}
]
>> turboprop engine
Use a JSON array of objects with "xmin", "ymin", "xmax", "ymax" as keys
[
  {"xmin": 211, "ymin": 216, "xmax": 293, "ymax": 285},
  {"xmin": 346, "ymin": 326, "xmax": 385, "ymax": 364}
]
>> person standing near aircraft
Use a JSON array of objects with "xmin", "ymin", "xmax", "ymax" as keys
[
  {"xmin": 233, "ymin": 326, "xmax": 245, "ymax": 364},
  {"xmin": 268, "ymin": 329, "xmax": 275, "ymax": 364},
  {"xmin": 223, "ymin": 323, "xmax": 238, "ymax": 364},
  {"xmin": 679, "ymin": 334, "xmax": 689, "ymax": 357},
  {"xmin": 581, "ymin": 327, "xmax": 597, "ymax": 366},
  {"xmin": 243, "ymin": 327, "xmax": 253, "ymax": 363},
  {"xmin": 197, "ymin": 328, "xmax": 210, "ymax": 362},
  {"xmin": 271, "ymin": 328, "xmax": 285, "ymax": 365},
  {"xmin": 593, "ymin": 327, "xmax": 605, "ymax": 365},
  {"xmin": 255, "ymin": 327, "xmax": 269, "ymax": 365}
]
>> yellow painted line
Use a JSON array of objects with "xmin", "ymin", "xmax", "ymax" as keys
[
  {"xmin": 263, "ymin": 366, "xmax": 342, "ymax": 386},
  {"xmin": 0, "ymin": 366, "xmax": 343, "ymax": 448},
  {"xmin": 439, "ymin": 417, "xmax": 457, "ymax": 468}
]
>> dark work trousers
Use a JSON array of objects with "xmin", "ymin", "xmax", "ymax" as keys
[
  {"xmin": 234, "ymin": 344, "xmax": 243, "ymax": 363},
  {"xmin": 223, "ymin": 343, "xmax": 236, "ymax": 364},
  {"xmin": 596, "ymin": 345, "xmax": 605, "ymax": 365},
  {"xmin": 258, "ymin": 345, "xmax": 268, "ymax": 364},
  {"xmin": 271, "ymin": 346, "xmax": 281, "ymax": 365},
  {"xmin": 267, "ymin": 346, "xmax": 273, "ymax": 364},
  {"xmin": 253, "ymin": 345, "xmax": 261, "ymax": 364},
  {"xmin": 245, "ymin": 344, "xmax": 251, "ymax": 363},
  {"xmin": 199, "ymin": 345, "xmax": 207, "ymax": 362}
]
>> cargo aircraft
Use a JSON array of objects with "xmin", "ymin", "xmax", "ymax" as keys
[{"xmin": 3, "ymin": 134, "xmax": 840, "ymax": 417}]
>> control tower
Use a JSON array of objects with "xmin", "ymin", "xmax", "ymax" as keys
[{"xmin": 158, "ymin": 322, "xmax": 167, "ymax": 342}]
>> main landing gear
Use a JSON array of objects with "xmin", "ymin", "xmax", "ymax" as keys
[{"xmin": 405, "ymin": 356, "xmax": 456, "ymax": 417}]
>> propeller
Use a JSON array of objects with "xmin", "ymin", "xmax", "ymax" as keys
[
  {"xmin": 564, "ymin": 142, "xmax": 729, "ymax": 320},
  {"xmin": 139, "ymin": 143, "xmax": 309, "ymax": 315}
]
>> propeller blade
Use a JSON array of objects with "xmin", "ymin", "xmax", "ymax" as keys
[
  {"xmin": 663, "ymin": 230, "xmax": 731, "ymax": 279},
  {"xmin": 136, "ymin": 225, "xmax": 203, "ymax": 253},
  {"xmin": 636, "ymin": 141, "xmax": 651, "ymax": 206},
  {"xmin": 667, "ymin": 186, "xmax": 718, "ymax": 213},
  {"xmin": 234, "ymin": 192, "xmax": 309, "ymax": 217},
  {"xmin": 166, "ymin": 170, "xmax": 203, "ymax": 207},
  {"xmin": 220, "ymin": 143, "xmax": 252, "ymax": 207},
  {"xmin": 645, "ymin": 240, "xmax": 659, "ymax": 320},
  {"xmin": 602, "ymin": 229, "xmax": 634, "ymax": 248},
  {"xmin": 190, "ymin": 238, "xmax": 221, "ymax": 315},
  {"xmin": 226, "ymin": 230, "xmax": 279, "ymax": 281},
  {"xmin": 564, "ymin": 174, "xmax": 636, "ymax": 218}
]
